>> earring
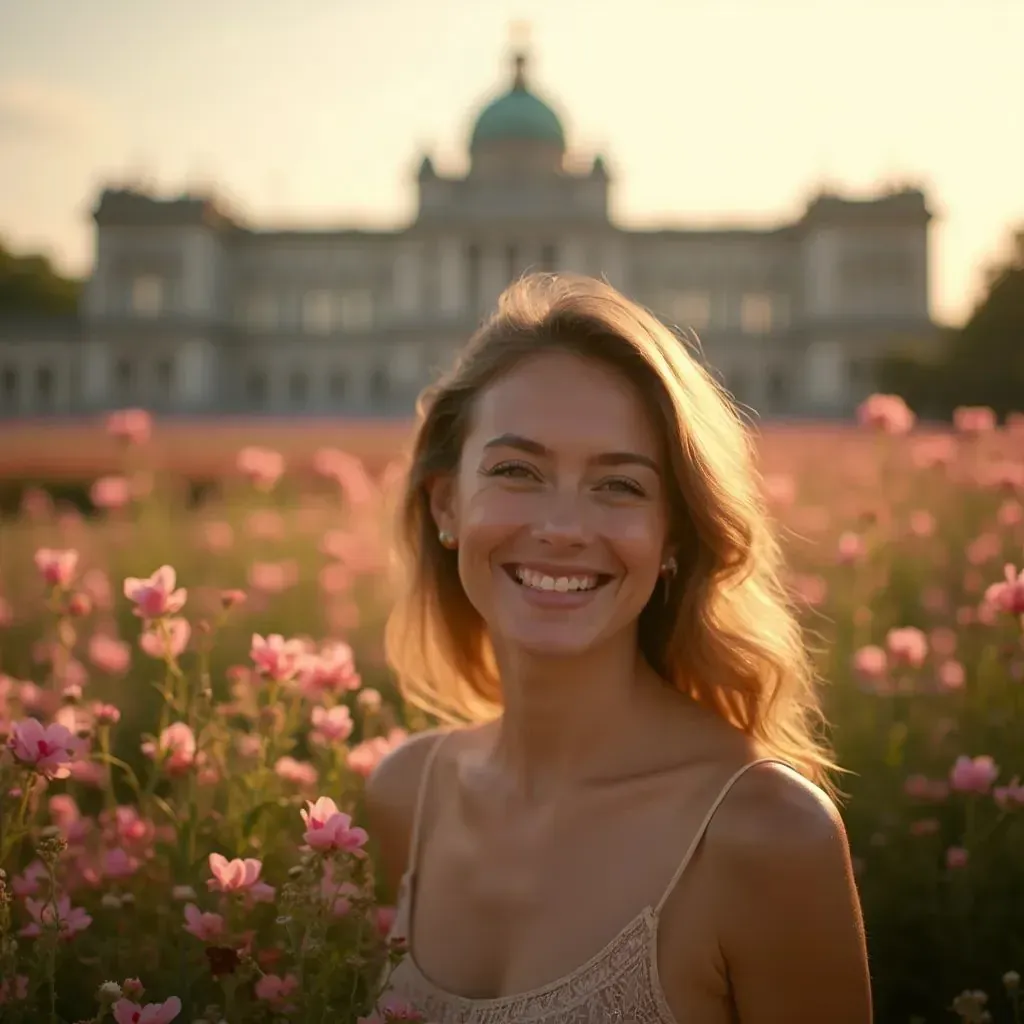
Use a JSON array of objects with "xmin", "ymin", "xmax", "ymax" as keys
[
  {"xmin": 660, "ymin": 556, "xmax": 677, "ymax": 578},
  {"xmin": 438, "ymin": 529, "xmax": 457, "ymax": 549}
]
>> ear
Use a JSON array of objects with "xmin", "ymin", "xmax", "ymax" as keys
[{"xmin": 426, "ymin": 472, "xmax": 458, "ymax": 539}]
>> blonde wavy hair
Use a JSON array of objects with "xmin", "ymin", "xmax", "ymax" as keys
[{"xmin": 385, "ymin": 273, "xmax": 841, "ymax": 797}]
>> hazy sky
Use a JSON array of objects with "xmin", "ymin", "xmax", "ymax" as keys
[{"xmin": 1, "ymin": 0, "xmax": 1021, "ymax": 325}]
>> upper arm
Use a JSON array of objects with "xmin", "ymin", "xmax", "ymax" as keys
[
  {"xmin": 710, "ymin": 764, "xmax": 872, "ymax": 1024},
  {"xmin": 363, "ymin": 727, "xmax": 450, "ymax": 896}
]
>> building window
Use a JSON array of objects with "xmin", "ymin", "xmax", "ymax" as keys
[
  {"xmin": 245, "ymin": 293, "xmax": 279, "ymax": 331},
  {"xmin": 1, "ymin": 366, "xmax": 16, "ymax": 406},
  {"xmin": 36, "ymin": 366, "xmax": 55, "ymax": 409},
  {"xmin": 245, "ymin": 370, "xmax": 268, "ymax": 408},
  {"xmin": 389, "ymin": 344, "xmax": 420, "ymax": 389},
  {"xmin": 288, "ymin": 370, "xmax": 308, "ymax": 407},
  {"xmin": 132, "ymin": 275, "xmax": 164, "ymax": 317},
  {"xmin": 114, "ymin": 358, "xmax": 133, "ymax": 398},
  {"xmin": 740, "ymin": 293, "xmax": 774, "ymax": 335},
  {"xmin": 466, "ymin": 244, "xmax": 481, "ymax": 312},
  {"xmin": 339, "ymin": 291, "xmax": 374, "ymax": 331},
  {"xmin": 666, "ymin": 291, "xmax": 710, "ymax": 332},
  {"xmin": 540, "ymin": 244, "xmax": 559, "ymax": 272},
  {"xmin": 369, "ymin": 366, "xmax": 389, "ymax": 404},
  {"xmin": 155, "ymin": 359, "xmax": 174, "ymax": 400},
  {"xmin": 392, "ymin": 250, "xmax": 422, "ymax": 316},
  {"xmin": 328, "ymin": 370, "xmax": 348, "ymax": 402},
  {"xmin": 805, "ymin": 341, "xmax": 844, "ymax": 403},
  {"xmin": 302, "ymin": 290, "xmax": 337, "ymax": 334}
]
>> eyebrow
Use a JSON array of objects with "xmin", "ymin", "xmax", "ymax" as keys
[{"xmin": 482, "ymin": 433, "xmax": 660, "ymax": 474}]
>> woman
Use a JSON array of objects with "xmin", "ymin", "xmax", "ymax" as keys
[{"xmin": 366, "ymin": 274, "xmax": 872, "ymax": 1023}]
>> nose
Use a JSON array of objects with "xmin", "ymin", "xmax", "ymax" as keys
[{"xmin": 529, "ymin": 489, "xmax": 593, "ymax": 548}]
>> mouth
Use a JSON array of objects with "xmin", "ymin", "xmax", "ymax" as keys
[{"xmin": 502, "ymin": 564, "xmax": 615, "ymax": 594}]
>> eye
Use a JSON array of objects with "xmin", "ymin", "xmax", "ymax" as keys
[
  {"xmin": 599, "ymin": 477, "xmax": 646, "ymax": 496},
  {"xmin": 481, "ymin": 460, "xmax": 540, "ymax": 481}
]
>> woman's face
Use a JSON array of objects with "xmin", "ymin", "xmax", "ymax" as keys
[{"xmin": 434, "ymin": 350, "xmax": 672, "ymax": 659}]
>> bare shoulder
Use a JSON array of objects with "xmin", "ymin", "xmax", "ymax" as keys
[
  {"xmin": 706, "ymin": 760, "xmax": 848, "ymax": 860},
  {"xmin": 363, "ymin": 726, "xmax": 454, "ymax": 892},
  {"xmin": 701, "ymin": 762, "xmax": 872, "ymax": 1024}
]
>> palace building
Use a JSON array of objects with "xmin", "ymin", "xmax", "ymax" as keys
[{"xmin": 0, "ymin": 49, "xmax": 937, "ymax": 419}]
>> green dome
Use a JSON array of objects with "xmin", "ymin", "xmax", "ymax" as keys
[{"xmin": 470, "ymin": 54, "xmax": 565, "ymax": 152}]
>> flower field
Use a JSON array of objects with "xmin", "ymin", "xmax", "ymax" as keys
[{"xmin": 1, "ymin": 401, "xmax": 1023, "ymax": 1023}]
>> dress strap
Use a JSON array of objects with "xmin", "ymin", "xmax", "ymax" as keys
[
  {"xmin": 653, "ymin": 757, "xmax": 791, "ymax": 914},
  {"xmin": 406, "ymin": 728, "xmax": 456, "ymax": 880}
]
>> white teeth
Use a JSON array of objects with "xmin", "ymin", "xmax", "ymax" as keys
[{"xmin": 513, "ymin": 567, "xmax": 599, "ymax": 593}]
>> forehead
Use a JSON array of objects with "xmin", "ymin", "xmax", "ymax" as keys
[{"xmin": 468, "ymin": 350, "xmax": 660, "ymax": 455}]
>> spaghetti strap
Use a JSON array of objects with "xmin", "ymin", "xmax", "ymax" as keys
[
  {"xmin": 653, "ymin": 757, "xmax": 791, "ymax": 914},
  {"xmin": 406, "ymin": 729, "xmax": 456, "ymax": 879}
]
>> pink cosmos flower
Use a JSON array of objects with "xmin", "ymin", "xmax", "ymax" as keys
[
  {"xmin": 250, "ymin": 633, "xmax": 306, "ymax": 683},
  {"xmin": 856, "ymin": 394, "xmax": 915, "ymax": 434},
  {"xmin": 254, "ymin": 973, "xmax": 299, "ymax": 1008},
  {"xmin": 91, "ymin": 475, "xmax": 133, "ymax": 510},
  {"xmin": 237, "ymin": 446, "xmax": 285, "ymax": 490},
  {"xmin": 21, "ymin": 894, "xmax": 92, "ymax": 939},
  {"xmin": 347, "ymin": 730, "xmax": 408, "ymax": 778},
  {"xmin": 886, "ymin": 627, "xmax": 928, "ymax": 669},
  {"xmin": 300, "ymin": 797, "xmax": 369, "ymax": 853},
  {"xmin": 274, "ymin": 756, "xmax": 319, "ymax": 788},
  {"xmin": 140, "ymin": 618, "xmax": 191, "ymax": 659},
  {"xmin": 357, "ymin": 995, "xmax": 427, "ymax": 1023},
  {"xmin": 106, "ymin": 408, "xmax": 153, "ymax": 445},
  {"xmin": 946, "ymin": 846, "xmax": 969, "ymax": 869},
  {"xmin": 310, "ymin": 705, "xmax": 354, "ymax": 745},
  {"xmin": 207, "ymin": 853, "xmax": 263, "ymax": 894},
  {"xmin": 183, "ymin": 904, "xmax": 225, "ymax": 942},
  {"xmin": 852, "ymin": 645, "xmax": 887, "ymax": 680},
  {"xmin": 9, "ymin": 718, "xmax": 80, "ymax": 779},
  {"xmin": 88, "ymin": 635, "xmax": 132, "ymax": 675},
  {"xmin": 949, "ymin": 755, "xmax": 1000, "ymax": 794},
  {"xmin": 34, "ymin": 548, "xmax": 78, "ymax": 588},
  {"xmin": 953, "ymin": 405, "xmax": 996, "ymax": 435},
  {"xmin": 112, "ymin": 996, "xmax": 181, "ymax": 1024},
  {"xmin": 985, "ymin": 564, "xmax": 1024, "ymax": 616},
  {"xmin": 141, "ymin": 722, "xmax": 197, "ymax": 776},
  {"xmin": 123, "ymin": 566, "xmax": 187, "ymax": 620},
  {"xmin": 299, "ymin": 642, "xmax": 361, "ymax": 696}
]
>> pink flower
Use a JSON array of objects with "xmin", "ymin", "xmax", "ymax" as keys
[
  {"xmin": 9, "ymin": 718, "xmax": 80, "ymax": 779},
  {"xmin": 21, "ymin": 894, "xmax": 92, "ymax": 939},
  {"xmin": 946, "ymin": 846, "xmax": 969, "ymax": 869},
  {"xmin": 124, "ymin": 566, "xmax": 187, "ymax": 620},
  {"xmin": 856, "ymin": 394, "xmax": 915, "ymax": 434},
  {"xmin": 106, "ymin": 408, "xmax": 153, "ymax": 445},
  {"xmin": 88, "ymin": 634, "xmax": 132, "ymax": 675},
  {"xmin": 985, "ymin": 564, "xmax": 1024, "ymax": 616},
  {"xmin": 310, "ymin": 705, "xmax": 354, "ymax": 744},
  {"xmin": 34, "ymin": 548, "xmax": 78, "ymax": 588},
  {"xmin": 254, "ymin": 973, "xmax": 299, "ymax": 1008},
  {"xmin": 141, "ymin": 722, "xmax": 197, "ymax": 776},
  {"xmin": 0, "ymin": 975, "xmax": 29, "ymax": 1004},
  {"xmin": 91, "ymin": 475, "xmax": 133, "ymax": 510},
  {"xmin": 836, "ymin": 532, "xmax": 865, "ymax": 565},
  {"xmin": 886, "ymin": 627, "xmax": 928, "ymax": 669},
  {"xmin": 347, "ymin": 730, "xmax": 408, "ymax": 778},
  {"xmin": 274, "ymin": 756, "xmax": 319, "ymax": 788},
  {"xmin": 237, "ymin": 446, "xmax": 285, "ymax": 491},
  {"xmin": 852, "ymin": 645, "xmax": 887, "ymax": 680},
  {"xmin": 953, "ymin": 405, "xmax": 996, "ymax": 435},
  {"xmin": 140, "ymin": 618, "xmax": 191, "ymax": 659},
  {"xmin": 207, "ymin": 853, "xmax": 263, "ymax": 894},
  {"xmin": 949, "ymin": 755, "xmax": 999, "ymax": 794},
  {"xmin": 112, "ymin": 997, "xmax": 182, "ymax": 1024},
  {"xmin": 183, "ymin": 903, "xmax": 225, "ymax": 942},
  {"xmin": 358, "ymin": 995, "xmax": 427, "ymax": 1023},
  {"xmin": 299, "ymin": 642, "xmax": 361, "ymax": 696},
  {"xmin": 250, "ymin": 633, "xmax": 306, "ymax": 683},
  {"xmin": 300, "ymin": 797, "xmax": 369, "ymax": 853}
]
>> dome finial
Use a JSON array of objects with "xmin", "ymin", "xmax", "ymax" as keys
[{"xmin": 508, "ymin": 19, "xmax": 531, "ymax": 89}]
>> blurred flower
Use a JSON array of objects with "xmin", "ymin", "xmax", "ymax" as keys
[
  {"xmin": 9, "ymin": 718, "xmax": 80, "ymax": 778},
  {"xmin": 985, "ymin": 564, "xmax": 1024, "ymax": 616},
  {"xmin": 949, "ymin": 755, "xmax": 999, "ymax": 794},
  {"xmin": 91, "ymin": 475, "xmax": 132, "ymax": 511},
  {"xmin": 886, "ymin": 627, "xmax": 928, "ymax": 669},
  {"xmin": 250, "ymin": 633, "xmax": 305, "ymax": 683},
  {"xmin": 140, "ymin": 618, "xmax": 191, "ymax": 660},
  {"xmin": 237, "ymin": 446, "xmax": 285, "ymax": 490},
  {"xmin": 34, "ymin": 547, "xmax": 78, "ymax": 588},
  {"xmin": 106, "ymin": 408, "xmax": 153, "ymax": 445},
  {"xmin": 183, "ymin": 904, "xmax": 225, "ymax": 942},
  {"xmin": 124, "ymin": 566, "xmax": 187, "ymax": 620},
  {"xmin": 112, "ymin": 997, "xmax": 181, "ymax": 1024},
  {"xmin": 21, "ymin": 893, "xmax": 92, "ymax": 939},
  {"xmin": 856, "ymin": 394, "xmax": 915, "ymax": 434},
  {"xmin": 953, "ymin": 406, "xmax": 996, "ymax": 435}
]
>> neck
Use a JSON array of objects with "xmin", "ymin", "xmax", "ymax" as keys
[{"xmin": 486, "ymin": 630, "xmax": 660, "ymax": 803}]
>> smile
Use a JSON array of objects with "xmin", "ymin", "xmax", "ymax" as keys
[{"xmin": 503, "ymin": 564, "xmax": 613, "ymax": 593}]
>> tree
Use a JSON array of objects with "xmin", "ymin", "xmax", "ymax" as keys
[
  {"xmin": 877, "ymin": 232, "xmax": 1024, "ymax": 420},
  {"xmin": 0, "ymin": 239, "xmax": 81, "ymax": 315}
]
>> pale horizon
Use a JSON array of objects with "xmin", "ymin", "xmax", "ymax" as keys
[{"xmin": 1, "ymin": 0, "xmax": 1021, "ymax": 327}]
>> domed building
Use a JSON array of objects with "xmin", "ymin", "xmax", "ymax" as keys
[{"xmin": 0, "ymin": 47, "xmax": 938, "ymax": 421}]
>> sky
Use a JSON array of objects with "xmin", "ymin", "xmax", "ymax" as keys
[{"xmin": 0, "ymin": 0, "xmax": 1021, "ymax": 327}]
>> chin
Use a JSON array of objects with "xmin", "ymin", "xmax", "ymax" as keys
[{"xmin": 496, "ymin": 619, "xmax": 610, "ymax": 660}]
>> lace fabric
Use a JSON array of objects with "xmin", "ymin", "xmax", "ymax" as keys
[{"xmin": 379, "ymin": 739, "xmax": 789, "ymax": 1024}]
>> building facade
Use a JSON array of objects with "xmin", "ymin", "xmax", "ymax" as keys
[{"xmin": 0, "ymin": 51, "xmax": 937, "ymax": 420}]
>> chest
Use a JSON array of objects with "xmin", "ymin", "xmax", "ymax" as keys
[{"xmin": 405, "ymin": 783, "xmax": 725, "ymax": 1009}]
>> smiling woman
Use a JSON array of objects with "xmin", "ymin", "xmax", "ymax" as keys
[{"xmin": 367, "ymin": 273, "xmax": 872, "ymax": 1024}]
